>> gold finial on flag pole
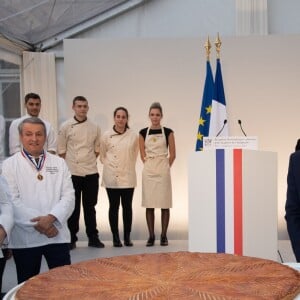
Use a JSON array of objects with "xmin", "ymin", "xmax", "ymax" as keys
[
  {"xmin": 215, "ymin": 33, "xmax": 222, "ymax": 59},
  {"xmin": 204, "ymin": 36, "xmax": 211, "ymax": 61}
]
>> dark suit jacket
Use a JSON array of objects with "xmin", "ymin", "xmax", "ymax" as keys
[{"xmin": 285, "ymin": 151, "xmax": 300, "ymax": 262}]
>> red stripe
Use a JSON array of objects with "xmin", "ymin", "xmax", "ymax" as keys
[{"xmin": 233, "ymin": 149, "xmax": 243, "ymax": 255}]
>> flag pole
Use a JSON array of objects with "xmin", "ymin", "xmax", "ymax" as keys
[
  {"xmin": 205, "ymin": 36, "xmax": 211, "ymax": 61},
  {"xmin": 209, "ymin": 33, "xmax": 228, "ymax": 137},
  {"xmin": 215, "ymin": 33, "xmax": 222, "ymax": 58}
]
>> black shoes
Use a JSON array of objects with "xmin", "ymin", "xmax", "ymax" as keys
[
  {"xmin": 112, "ymin": 232, "xmax": 134, "ymax": 247},
  {"xmin": 69, "ymin": 242, "xmax": 76, "ymax": 250},
  {"xmin": 88, "ymin": 237, "xmax": 105, "ymax": 248},
  {"xmin": 146, "ymin": 235, "xmax": 168, "ymax": 246},
  {"xmin": 113, "ymin": 238, "xmax": 123, "ymax": 247},
  {"xmin": 146, "ymin": 235, "xmax": 155, "ymax": 247},
  {"xmin": 113, "ymin": 238, "xmax": 133, "ymax": 247},
  {"xmin": 124, "ymin": 233, "xmax": 133, "ymax": 247},
  {"xmin": 124, "ymin": 239, "xmax": 133, "ymax": 247},
  {"xmin": 113, "ymin": 233, "xmax": 123, "ymax": 247},
  {"xmin": 70, "ymin": 237, "xmax": 105, "ymax": 249},
  {"xmin": 160, "ymin": 235, "xmax": 168, "ymax": 246}
]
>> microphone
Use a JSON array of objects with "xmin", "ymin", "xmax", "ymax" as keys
[
  {"xmin": 216, "ymin": 119, "xmax": 227, "ymax": 137},
  {"xmin": 238, "ymin": 119, "xmax": 247, "ymax": 136}
]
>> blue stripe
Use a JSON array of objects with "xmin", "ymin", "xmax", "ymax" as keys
[{"xmin": 216, "ymin": 149, "xmax": 225, "ymax": 252}]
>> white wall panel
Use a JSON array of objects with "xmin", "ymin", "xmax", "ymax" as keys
[{"xmin": 64, "ymin": 35, "xmax": 300, "ymax": 241}]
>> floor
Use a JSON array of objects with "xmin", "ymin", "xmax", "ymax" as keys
[{"xmin": 1, "ymin": 239, "xmax": 297, "ymax": 294}]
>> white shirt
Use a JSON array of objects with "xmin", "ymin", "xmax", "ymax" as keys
[
  {"xmin": 2, "ymin": 151, "xmax": 75, "ymax": 248},
  {"xmin": 9, "ymin": 114, "xmax": 57, "ymax": 155},
  {"xmin": 100, "ymin": 128, "xmax": 138, "ymax": 188}
]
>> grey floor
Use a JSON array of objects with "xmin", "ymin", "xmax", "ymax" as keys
[{"xmin": 1, "ymin": 239, "xmax": 297, "ymax": 294}]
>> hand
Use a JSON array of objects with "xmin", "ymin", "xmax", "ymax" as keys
[
  {"xmin": 0, "ymin": 226, "xmax": 6, "ymax": 246},
  {"xmin": 31, "ymin": 215, "xmax": 58, "ymax": 238},
  {"xmin": 4, "ymin": 249, "xmax": 12, "ymax": 260},
  {"xmin": 43, "ymin": 225, "xmax": 58, "ymax": 238}
]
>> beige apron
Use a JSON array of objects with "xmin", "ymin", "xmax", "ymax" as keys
[{"xmin": 142, "ymin": 127, "xmax": 172, "ymax": 208}]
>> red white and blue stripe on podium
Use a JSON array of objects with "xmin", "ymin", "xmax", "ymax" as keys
[{"xmin": 216, "ymin": 149, "xmax": 243, "ymax": 255}]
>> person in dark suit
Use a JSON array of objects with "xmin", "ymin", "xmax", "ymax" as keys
[
  {"xmin": 285, "ymin": 150, "xmax": 300, "ymax": 262},
  {"xmin": 295, "ymin": 139, "xmax": 300, "ymax": 151}
]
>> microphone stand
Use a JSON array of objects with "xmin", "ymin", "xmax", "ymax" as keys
[
  {"xmin": 216, "ymin": 120, "xmax": 227, "ymax": 137},
  {"xmin": 238, "ymin": 120, "xmax": 247, "ymax": 136}
]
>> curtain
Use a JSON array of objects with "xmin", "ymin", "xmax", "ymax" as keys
[
  {"xmin": 22, "ymin": 51, "xmax": 58, "ymax": 131},
  {"xmin": 235, "ymin": 0, "xmax": 268, "ymax": 36}
]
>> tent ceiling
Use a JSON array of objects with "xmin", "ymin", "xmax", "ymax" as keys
[{"xmin": 0, "ymin": 0, "xmax": 145, "ymax": 52}]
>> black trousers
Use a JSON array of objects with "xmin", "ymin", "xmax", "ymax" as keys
[
  {"xmin": 68, "ymin": 173, "xmax": 99, "ymax": 243},
  {"xmin": 106, "ymin": 188, "xmax": 134, "ymax": 235},
  {"xmin": 0, "ymin": 249, "xmax": 9, "ymax": 293},
  {"xmin": 12, "ymin": 243, "xmax": 70, "ymax": 284}
]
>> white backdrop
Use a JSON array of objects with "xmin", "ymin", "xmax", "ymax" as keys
[{"xmin": 63, "ymin": 35, "xmax": 300, "ymax": 241}]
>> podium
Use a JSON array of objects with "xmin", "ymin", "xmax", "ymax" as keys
[{"xmin": 188, "ymin": 149, "xmax": 278, "ymax": 261}]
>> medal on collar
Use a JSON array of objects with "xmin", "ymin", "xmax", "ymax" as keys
[{"xmin": 21, "ymin": 149, "xmax": 46, "ymax": 181}]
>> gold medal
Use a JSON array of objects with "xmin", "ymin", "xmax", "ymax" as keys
[{"xmin": 22, "ymin": 149, "xmax": 46, "ymax": 181}]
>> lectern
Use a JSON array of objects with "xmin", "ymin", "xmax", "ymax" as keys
[{"xmin": 188, "ymin": 149, "xmax": 278, "ymax": 261}]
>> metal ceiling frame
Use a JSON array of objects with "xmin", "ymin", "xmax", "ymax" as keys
[
  {"xmin": 36, "ymin": 0, "xmax": 149, "ymax": 52},
  {"xmin": 0, "ymin": 34, "xmax": 32, "ymax": 55},
  {"xmin": 0, "ymin": 0, "xmax": 150, "ymax": 53}
]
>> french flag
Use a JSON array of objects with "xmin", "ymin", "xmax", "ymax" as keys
[{"xmin": 216, "ymin": 149, "xmax": 243, "ymax": 255}]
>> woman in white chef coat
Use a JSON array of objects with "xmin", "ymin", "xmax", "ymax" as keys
[
  {"xmin": 139, "ymin": 102, "xmax": 176, "ymax": 247},
  {"xmin": 100, "ymin": 107, "xmax": 138, "ymax": 247}
]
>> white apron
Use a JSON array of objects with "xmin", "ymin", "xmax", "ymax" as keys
[{"xmin": 142, "ymin": 127, "xmax": 172, "ymax": 208}]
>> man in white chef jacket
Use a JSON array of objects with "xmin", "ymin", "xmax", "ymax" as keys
[{"xmin": 2, "ymin": 117, "xmax": 74, "ymax": 283}]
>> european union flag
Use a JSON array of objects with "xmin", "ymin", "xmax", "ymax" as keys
[
  {"xmin": 209, "ymin": 58, "xmax": 228, "ymax": 137},
  {"xmin": 195, "ymin": 60, "xmax": 214, "ymax": 151}
]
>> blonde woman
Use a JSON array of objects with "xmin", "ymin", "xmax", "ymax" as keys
[{"xmin": 139, "ymin": 102, "xmax": 176, "ymax": 246}]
